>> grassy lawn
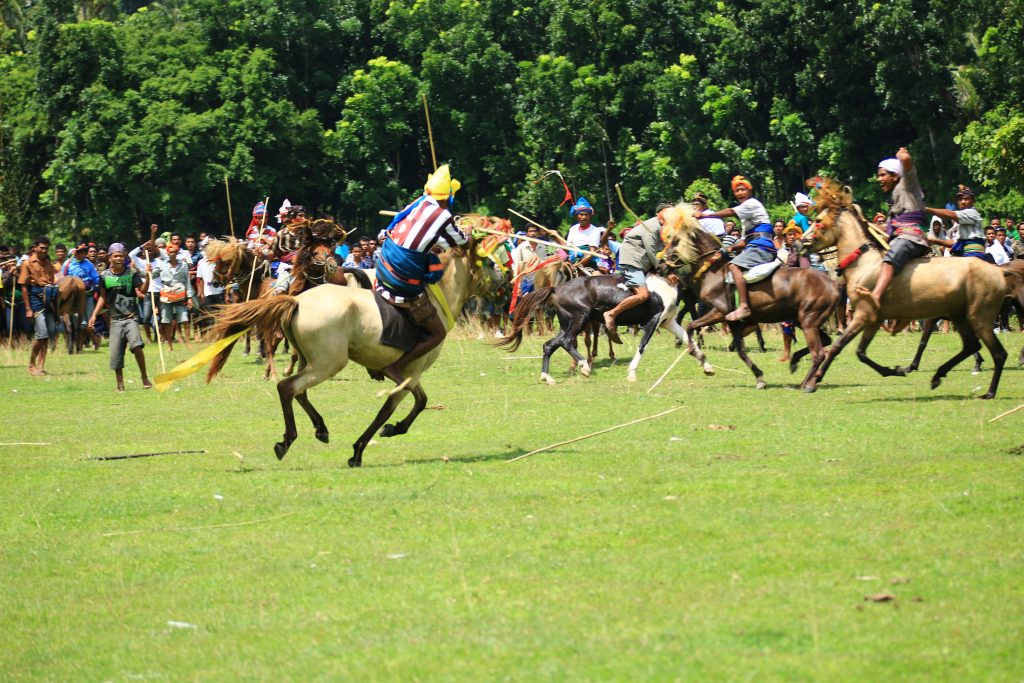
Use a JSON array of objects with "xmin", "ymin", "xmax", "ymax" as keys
[{"xmin": 1, "ymin": 326, "xmax": 1023, "ymax": 681}]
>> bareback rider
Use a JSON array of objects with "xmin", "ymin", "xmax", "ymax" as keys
[
  {"xmin": 376, "ymin": 165, "xmax": 468, "ymax": 385},
  {"xmin": 602, "ymin": 202, "xmax": 674, "ymax": 342},
  {"xmin": 925, "ymin": 185, "xmax": 988, "ymax": 262},
  {"xmin": 701, "ymin": 176, "xmax": 775, "ymax": 321},
  {"xmin": 264, "ymin": 204, "xmax": 308, "ymax": 294},
  {"xmin": 857, "ymin": 148, "xmax": 930, "ymax": 309}
]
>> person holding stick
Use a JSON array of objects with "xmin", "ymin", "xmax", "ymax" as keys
[
  {"xmin": 89, "ymin": 243, "xmax": 152, "ymax": 391},
  {"xmin": 18, "ymin": 235, "xmax": 58, "ymax": 375},
  {"xmin": 376, "ymin": 164, "xmax": 467, "ymax": 385}
]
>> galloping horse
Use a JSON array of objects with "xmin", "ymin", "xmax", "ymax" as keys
[
  {"xmin": 499, "ymin": 273, "xmax": 714, "ymax": 383},
  {"xmin": 205, "ymin": 241, "xmax": 481, "ymax": 467},
  {"xmin": 662, "ymin": 205, "xmax": 839, "ymax": 391},
  {"xmin": 802, "ymin": 181, "xmax": 1023, "ymax": 398}
]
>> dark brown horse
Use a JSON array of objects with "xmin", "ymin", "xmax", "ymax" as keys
[{"xmin": 662, "ymin": 205, "xmax": 839, "ymax": 391}]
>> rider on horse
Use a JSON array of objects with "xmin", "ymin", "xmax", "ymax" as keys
[
  {"xmin": 857, "ymin": 148, "xmax": 930, "ymax": 309},
  {"xmin": 376, "ymin": 164, "xmax": 468, "ymax": 385},
  {"xmin": 602, "ymin": 202, "xmax": 675, "ymax": 342},
  {"xmin": 264, "ymin": 204, "xmax": 309, "ymax": 294},
  {"xmin": 700, "ymin": 176, "xmax": 776, "ymax": 321}
]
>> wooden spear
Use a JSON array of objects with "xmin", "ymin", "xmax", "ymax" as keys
[
  {"xmin": 245, "ymin": 196, "xmax": 270, "ymax": 301},
  {"xmin": 144, "ymin": 224, "xmax": 166, "ymax": 374},
  {"xmin": 508, "ymin": 406, "xmax": 681, "ymax": 462},
  {"xmin": 224, "ymin": 176, "xmax": 236, "ymax": 239}
]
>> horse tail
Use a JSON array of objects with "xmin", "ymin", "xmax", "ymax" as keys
[
  {"xmin": 206, "ymin": 296, "xmax": 299, "ymax": 382},
  {"xmin": 342, "ymin": 267, "xmax": 373, "ymax": 289},
  {"xmin": 496, "ymin": 286, "xmax": 555, "ymax": 352}
]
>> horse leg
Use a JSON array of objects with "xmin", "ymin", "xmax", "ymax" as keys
[
  {"xmin": 930, "ymin": 316, "xmax": 984, "ymax": 392},
  {"xmin": 264, "ymin": 336, "xmax": 280, "ymax": 381},
  {"xmin": 562, "ymin": 325, "xmax": 590, "ymax": 377},
  {"xmin": 540, "ymin": 334, "xmax": 562, "ymax": 385},
  {"xmin": 790, "ymin": 329, "xmax": 831, "ymax": 374},
  {"xmin": 350, "ymin": 391, "xmax": 407, "ymax": 467},
  {"xmin": 754, "ymin": 325, "xmax": 767, "ymax": 353},
  {"xmin": 626, "ymin": 317, "xmax": 662, "ymax": 382},
  {"xmin": 894, "ymin": 318, "xmax": 936, "ymax": 375},
  {"xmin": 730, "ymin": 323, "xmax": 766, "ymax": 389},
  {"xmin": 975, "ymin": 320, "xmax": 1007, "ymax": 399},
  {"xmin": 815, "ymin": 314, "xmax": 870, "ymax": 384},
  {"xmin": 274, "ymin": 375, "xmax": 302, "ymax": 459},
  {"xmin": 855, "ymin": 325, "xmax": 910, "ymax": 377},
  {"xmin": 380, "ymin": 381, "xmax": 427, "ymax": 437},
  {"xmin": 284, "ymin": 353, "xmax": 298, "ymax": 378},
  {"xmin": 295, "ymin": 391, "xmax": 329, "ymax": 443},
  {"xmin": 664, "ymin": 317, "xmax": 714, "ymax": 376},
  {"xmin": 798, "ymin": 325, "xmax": 827, "ymax": 393}
]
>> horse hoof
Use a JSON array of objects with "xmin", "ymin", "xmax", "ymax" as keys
[
  {"xmin": 380, "ymin": 424, "xmax": 402, "ymax": 438},
  {"xmin": 930, "ymin": 378, "xmax": 942, "ymax": 390},
  {"xmin": 675, "ymin": 339, "xmax": 683, "ymax": 348},
  {"xmin": 803, "ymin": 385, "xmax": 817, "ymax": 394},
  {"xmin": 971, "ymin": 366, "xmax": 983, "ymax": 375},
  {"xmin": 980, "ymin": 392, "xmax": 995, "ymax": 400},
  {"xmin": 580, "ymin": 364, "xmax": 592, "ymax": 378},
  {"xmin": 315, "ymin": 429, "xmax": 329, "ymax": 444},
  {"xmin": 540, "ymin": 373, "xmax": 556, "ymax": 385},
  {"xmin": 703, "ymin": 365, "xmax": 715, "ymax": 376},
  {"xmin": 755, "ymin": 380, "xmax": 766, "ymax": 390},
  {"xmin": 627, "ymin": 374, "xmax": 637, "ymax": 383},
  {"xmin": 347, "ymin": 456, "xmax": 361, "ymax": 468},
  {"xmin": 274, "ymin": 442, "xmax": 290, "ymax": 460}
]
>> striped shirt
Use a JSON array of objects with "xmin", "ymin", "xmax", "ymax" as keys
[{"xmin": 388, "ymin": 196, "xmax": 467, "ymax": 252}]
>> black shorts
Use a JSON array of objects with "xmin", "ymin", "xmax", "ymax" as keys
[{"xmin": 882, "ymin": 238, "xmax": 930, "ymax": 273}]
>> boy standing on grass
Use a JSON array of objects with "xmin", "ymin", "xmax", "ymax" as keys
[
  {"xmin": 89, "ymin": 243, "xmax": 152, "ymax": 391},
  {"xmin": 18, "ymin": 235, "xmax": 58, "ymax": 375}
]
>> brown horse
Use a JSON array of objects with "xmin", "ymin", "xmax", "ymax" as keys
[
  {"xmin": 662, "ymin": 206, "xmax": 839, "ymax": 391},
  {"xmin": 801, "ymin": 181, "xmax": 1023, "ymax": 399},
  {"xmin": 53, "ymin": 276, "xmax": 87, "ymax": 354}
]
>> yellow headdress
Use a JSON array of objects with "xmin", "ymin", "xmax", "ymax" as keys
[{"xmin": 424, "ymin": 164, "xmax": 461, "ymax": 201}]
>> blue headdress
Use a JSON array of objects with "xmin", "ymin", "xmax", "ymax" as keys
[{"xmin": 569, "ymin": 196, "xmax": 594, "ymax": 217}]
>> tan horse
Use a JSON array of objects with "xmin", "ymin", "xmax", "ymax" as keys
[
  {"xmin": 206, "ymin": 242, "xmax": 480, "ymax": 467},
  {"xmin": 802, "ymin": 182, "xmax": 1023, "ymax": 399}
]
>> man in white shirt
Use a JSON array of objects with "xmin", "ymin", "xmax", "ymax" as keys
[{"xmin": 565, "ymin": 197, "xmax": 603, "ymax": 269}]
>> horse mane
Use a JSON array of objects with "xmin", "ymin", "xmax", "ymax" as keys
[
  {"xmin": 808, "ymin": 177, "xmax": 853, "ymax": 212},
  {"xmin": 204, "ymin": 237, "xmax": 247, "ymax": 266},
  {"xmin": 294, "ymin": 219, "xmax": 347, "ymax": 269},
  {"xmin": 660, "ymin": 200, "xmax": 703, "ymax": 265}
]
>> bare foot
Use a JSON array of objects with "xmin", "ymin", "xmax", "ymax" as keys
[
  {"xmin": 142, "ymin": 379, "xmax": 153, "ymax": 389},
  {"xmin": 603, "ymin": 312, "xmax": 622, "ymax": 343},
  {"xmin": 725, "ymin": 305, "xmax": 751, "ymax": 321},
  {"xmin": 380, "ymin": 363, "xmax": 406, "ymax": 385},
  {"xmin": 28, "ymin": 367, "xmax": 45, "ymax": 376},
  {"xmin": 777, "ymin": 355, "xmax": 790, "ymax": 362},
  {"xmin": 116, "ymin": 385, "xmax": 125, "ymax": 392},
  {"xmin": 854, "ymin": 285, "xmax": 881, "ymax": 310}
]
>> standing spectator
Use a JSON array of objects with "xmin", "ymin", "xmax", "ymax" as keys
[
  {"xmin": 89, "ymin": 243, "xmax": 151, "ymax": 391},
  {"xmin": 985, "ymin": 227, "xmax": 1009, "ymax": 266},
  {"xmin": 18, "ymin": 235, "xmax": 58, "ymax": 375},
  {"xmin": 343, "ymin": 244, "xmax": 364, "ymax": 268},
  {"xmin": 154, "ymin": 243, "xmax": 193, "ymax": 351},
  {"xmin": 772, "ymin": 220, "xmax": 786, "ymax": 250},
  {"xmin": 195, "ymin": 250, "xmax": 225, "ymax": 335},
  {"xmin": 130, "ymin": 233, "xmax": 164, "ymax": 342},
  {"xmin": 357, "ymin": 241, "xmax": 375, "ymax": 269},
  {"xmin": 53, "ymin": 244, "xmax": 68, "ymax": 272}
]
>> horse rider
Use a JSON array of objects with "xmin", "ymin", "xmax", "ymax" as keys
[
  {"xmin": 565, "ymin": 197, "xmax": 603, "ymax": 270},
  {"xmin": 925, "ymin": 185, "xmax": 989, "ymax": 262},
  {"xmin": 245, "ymin": 201, "xmax": 278, "ymax": 251},
  {"xmin": 700, "ymin": 175, "xmax": 775, "ymax": 321},
  {"xmin": 692, "ymin": 192, "xmax": 725, "ymax": 237},
  {"xmin": 602, "ymin": 202, "xmax": 675, "ymax": 342},
  {"xmin": 375, "ymin": 164, "xmax": 468, "ymax": 385},
  {"xmin": 856, "ymin": 147, "xmax": 931, "ymax": 309},
  {"xmin": 263, "ymin": 204, "xmax": 308, "ymax": 294}
]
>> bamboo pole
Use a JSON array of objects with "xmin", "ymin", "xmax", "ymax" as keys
[
  {"xmin": 508, "ymin": 406, "xmax": 681, "ymax": 462},
  {"xmin": 422, "ymin": 93, "xmax": 438, "ymax": 171},
  {"xmin": 224, "ymin": 176, "xmax": 236, "ymax": 239},
  {"xmin": 7, "ymin": 272, "xmax": 14, "ymax": 345},
  {"xmin": 479, "ymin": 222, "xmax": 606, "ymax": 261},
  {"xmin": 988, "ymin": 403, "xmax": 1024, "ymax": 423},
  {"xmin": 646, "ymin": 349, "xmax": 687, "ymax": 394}
]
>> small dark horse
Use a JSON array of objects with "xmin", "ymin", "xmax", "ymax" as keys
[
  {"xmin": 498, "ymin": 273, "xmax": 714, "ymax": 383},
  {"xmin": 662, "ymin": 209, "xmax": 839, "ymax": 391}
]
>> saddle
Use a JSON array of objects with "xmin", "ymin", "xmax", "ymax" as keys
[
  {"xmin": 724, "ymin": 258, "xmax": 784, "ymax": 285},
  {"xmin": 373, "ymin": 291, "xmax": 425, "ymax": 352}
]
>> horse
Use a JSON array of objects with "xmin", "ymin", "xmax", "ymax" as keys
[
  {"xmin": 801, "ymin": 181, "xmax": 1024, "ymax": 399},
  {"xmin": 205, "ymin": 240, "xmax": 481, "ymax": 467},
  {"xmin": 52, "ymin": 276, "xmax": 87, "ymax": 354},
  {"xmin": 499, "ymin": 272, "xmax": 714, "ymax": 383},
  {"xmin": 661, "ymin": 205, "xmax": 839, "ymax": 391},
  {"xmin": 885, "ymin": 259, "xmax": 1024, "ymax": 375}
]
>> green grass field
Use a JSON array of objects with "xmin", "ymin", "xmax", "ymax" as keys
[{"xmin": 2, "ymin": 326, "xmax": 1023, "ymax": 681}]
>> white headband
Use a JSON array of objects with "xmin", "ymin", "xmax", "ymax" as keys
[
  {"xmin": 794, "ymin": 192, "xmax": 812, "ymax": 207},
  {"xmin": 878, "ymin": 158, "xmax": 903, "ymax": 176}
]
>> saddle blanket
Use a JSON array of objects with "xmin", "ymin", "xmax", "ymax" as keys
[
  {"xmin": 373, "ymin": 291, "xmax": 424, "ymax": 352},
  {"xmin": 725, "ymin": 258, "xmax": 783, "ymax": 285}
]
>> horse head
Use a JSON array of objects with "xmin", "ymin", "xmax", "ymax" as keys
[
  {"xmin": 801, "ymin": 178, "xmax": 857, "ymax": 253},
  {"xmin": 204, "ymin": 237, "xmax": 248, "ymax": 286},
  {"xmin": 660, "ymin": 200, "xmax": 717, "ymax": 270}
]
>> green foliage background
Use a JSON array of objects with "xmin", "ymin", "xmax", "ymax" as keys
[{"xmin": 1, "ymin": 0, "xmax": 1022, "ymax": 246}]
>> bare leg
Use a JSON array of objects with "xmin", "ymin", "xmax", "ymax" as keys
[
  {"xmin": 115, "ymin": 368, "xmax": 125, "ymax": 391},
  {"xmin": 779, "ymin": 328, "xmax": 793, "ymax": 361},
  {"xmin": 133, "ymin": 347, "xmax": 152, "ymax": 388},
  {"xmin": 604, "ymin": 286, "xmax": 649, "ymax": 342},
  {"xmin": 856, "ymin": 261, "xmax": 893, "ymax": 310},
  {"xmin": 725, "ymin": 265, "xmax": 751, "ymax": 321},
  {"xmin": 382, "ymin": 313, "xmax": 446, "ymax": 385}
]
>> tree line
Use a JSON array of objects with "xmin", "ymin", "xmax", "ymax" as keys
[{"xmin": 1, "ymin": 0, "xmax": 1022, "ymax": 247}]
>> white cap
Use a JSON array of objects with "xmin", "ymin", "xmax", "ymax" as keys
[
  {"xmin": 878, "ymin": 158, "xmax": 903, "ymax": 176},
  {"xmin": 794, "ymin": 192, "xmax": 812, "ymax": 207}
]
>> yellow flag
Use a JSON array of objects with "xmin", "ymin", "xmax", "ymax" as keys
[
  {"xmin": 153, "ymin": 328, "xmax": 249, "ymax": 392},
  {"xmin": 426, "ymin": 283, "xmax": 455, "ymax": 330}
]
